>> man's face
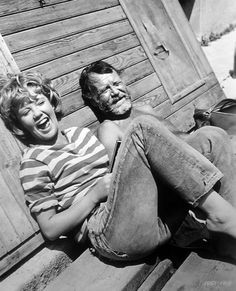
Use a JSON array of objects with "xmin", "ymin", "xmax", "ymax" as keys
[{"xmin": 89, "ymin": 70, "xmax": 132, "ymax": 116}]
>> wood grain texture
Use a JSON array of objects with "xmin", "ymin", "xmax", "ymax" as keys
[
  {"xmin": 0, "ymin": 0, "xmax": 119, "ymax": 35},
  {"xmin": 44, "ymin": 249, "xmax": 162, "ymax": 291},
  {"xmin": 5, "ymin": 6, "xmax": 126, "ymax": 53},
  {"xmin": 14, "ymin": 20, "xmax": 133, "ymax": 70},
  {"xmin": 0, "ymin": 232, "xmax": 44, "ymax": 276},
  {"xmin": 0, "ymin": 0, "xmax": 69, "ymax": 17},
  {"xmin": 0, "ymin": 34, "xmax": 19, "ymax": 74},
  {"xmin": 162, "ymin": 252, "xmax": 236, "ymax": 291},
  {"xmin": 161, "ymin": 0, "xmax": 212, "ymax": 76},
  {"xmin": 29, "ymin": 33, "xmax": 140, "ymax": 78}
]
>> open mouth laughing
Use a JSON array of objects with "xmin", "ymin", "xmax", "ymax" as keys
[{"xmin": 36, "ymin": 117, "xmax": 50, "ymax": 130}]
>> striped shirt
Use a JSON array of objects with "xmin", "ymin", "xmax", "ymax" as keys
[{"xmin": 20, "ymin": 127, "xmax": 109, "ymax": 213}]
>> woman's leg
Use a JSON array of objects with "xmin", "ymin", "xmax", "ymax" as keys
[{"xmin": 88, "ymin": 116, "xmax": 236, "ymax": 260}]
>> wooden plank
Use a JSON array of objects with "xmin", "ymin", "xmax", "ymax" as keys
[
  {"xmin": 44, "ymin": 249, "xmax": 162, "ymax": 291},
  {"xmin": 28, "ymin": 33, "xmax": 140, "ymax": 79},
  {"xmin": 0, "ymin": 232, "xmax": 44, "ymax": 277},
  {"xmin": 0, "ymin": 167, "xmax": 38, "ymax": 229},
  {"xmin": 0, "ymin": 119, "xmax": 38, "ymax": 230},
  {"xmin": 0, "ymin": 174, "xmax": 35, "ymax": 243},
  {"xmin": 138, "ymin": 259, "xmax": 173, "ymax": 291},
  {"xmin": 61, "ymin": 105, "xmax": 98, "ymax": 130},
  {"xmin": 0, "ymin": 203, "xmax": 21, "ymax": 255},
  {"xmin": 162, "ymin": 252, "xmax": 236, "ymax": 291},
  {"xmin": 0, "ymin": 0, "xmax": 68, "ymax": 17},
  {"xmin": 166, "ymin": 82, "xmax": 225, "ymax": 132},
  {"xmin": 136, "ymin": 86, "xmax": 168, "ymax": 109},
  {"xmin": 0, "ymin": 167, "xmax": 39, "ymax": 232},
  {"xmin": 161, "ymin": 0, "xmax": 212, "ymax": 76},
  {"xmin": 0, "ymin": 0, "xmax": 119, "ymax": 36},
  {"xmin": 0, "ymin": 236, "xmax": 7, "ymax": 258},
  {"xmin": 130, "ymin": 73, "xmax": 161, "ymax": 102},
  {"xmin": 14, "ymin": 20, "xmax": 133, "ymax": 70},
  {"xmin": 54, "ymin": 46, "xmax": 147, "ymax": 97},
  {"xmin": 0, "ymin": 34, "xmax": 19, "ymax": 75},
  {"xmin": 5, "ymin": 6, "xmax": 126, "ymax": 53},
  {"xmin": 123, "ymin": 59, "xmax": 155, "ymax": 85}
]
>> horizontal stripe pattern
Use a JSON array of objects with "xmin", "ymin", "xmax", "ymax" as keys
[{"xmin": 20, "ymin": 127, "xmax": 109, "ymax": 213}]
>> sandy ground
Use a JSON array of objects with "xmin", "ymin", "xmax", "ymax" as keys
[{"xmin": 202, "ymin": 28, "xmax": 236, "ymax": 99}]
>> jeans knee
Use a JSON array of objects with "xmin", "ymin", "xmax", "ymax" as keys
[
  {"xmin": 197, "ymin": 126, "xmax": 229, "ymax": 147},
  {"xmin": 187, "ymin": 126, "xmax": 230, "ymax": 160},
  {"xmin": 198, "ymin": 126, "xmax": 227, "ymax": 138},
  {"xmin": 189, "ymin": 126, "xmax": 228, "ymax": 144},
  {"xmin": 126, "ymin": 115, "xmax": 167, "ymax": 140},
  {"xmin": 130, "ymin": 115, "xmax": 159, "ymax": 128}
]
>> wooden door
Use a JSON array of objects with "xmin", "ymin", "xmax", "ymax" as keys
[{"xmin": 119, "ymin": 0, "xmax": 213, "ymax": 103}]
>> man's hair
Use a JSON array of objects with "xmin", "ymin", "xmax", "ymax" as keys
[
  {"xmin": 0, "ymin": 71, "xmax": 62, "ymax": 141},
  {"xmin": 79, "ymin": 60, "xmax": 120, "ymax": 106}
]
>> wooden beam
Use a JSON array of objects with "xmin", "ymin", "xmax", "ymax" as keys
[{"xmin": 0, "ymin": 34, "xmax": 20, "ymax": 75}]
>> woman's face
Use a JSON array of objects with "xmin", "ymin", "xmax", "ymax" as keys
[{"xmin": 17, "ymin": 94, "xmax": 59, "ymax": 145}]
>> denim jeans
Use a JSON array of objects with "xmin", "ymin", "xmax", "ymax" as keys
[{"xmin": 87, "ymin": 115, "xmax": 235, "ymax": 261}]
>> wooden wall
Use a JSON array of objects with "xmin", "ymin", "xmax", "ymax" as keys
[{"xmin": 0, "ymin": 0, "xmax": 225, "ymax": 276}]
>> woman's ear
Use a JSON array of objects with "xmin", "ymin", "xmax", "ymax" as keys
[{"xmin": 12, "ymin": 124, "xmax": 27, "ymax": 138}]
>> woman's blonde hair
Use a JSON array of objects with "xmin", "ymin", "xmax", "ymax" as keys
[{"xmin": 0, "ymin": 71, "xmax": 62, "ymax": 141}]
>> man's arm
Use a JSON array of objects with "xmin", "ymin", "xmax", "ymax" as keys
[{"xmin": 97, "ymin": 120, "xmax": 123, "ymax": 161}]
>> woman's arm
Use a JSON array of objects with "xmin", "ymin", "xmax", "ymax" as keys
[
  {"xmin": 35, "ymin": 174, "xmax": 112, "ymax": 241},
  {"xmin": 97, "ymin": 121, "xmax": 123, "ymax": 161}
]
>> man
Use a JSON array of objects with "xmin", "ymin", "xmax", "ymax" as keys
[
  {"xmin": 80, "ymin": 61, "xmax": 236, "ymax": 256},
  {"xmin": 79, "ymin": 60, "xmax": 179, "ymax": 160}
]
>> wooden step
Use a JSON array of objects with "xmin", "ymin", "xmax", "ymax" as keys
[
  {"xmin": 44, "ymin": 249, "xmax": 174, "ymax": 291},
  {"xmin": 162, "ymin": 252, "xmax": 236, "ymax": 291}
]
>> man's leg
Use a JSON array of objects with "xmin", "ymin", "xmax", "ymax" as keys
[
  {"xmin": 185, "ymin": 126, "xmax": 236, "ymax": 258},
  {"xmin": 88, "ymin": 116, "xmax": 236, "ymax": 260},
  {"xmin": 186, "ymin": 126, "xmax": 236, "ymax": 207}
]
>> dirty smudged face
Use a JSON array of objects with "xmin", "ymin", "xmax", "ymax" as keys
[{"xmin": 89, "ymin": 71, "xmax": 132, "ymax": 116}]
